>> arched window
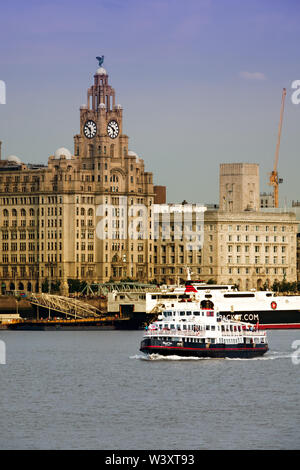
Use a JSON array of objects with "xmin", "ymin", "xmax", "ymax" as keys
[
  {"xmin": 81, "ymin": 208, "xmax": 85, "ymax": 216},
  {"xmin": 12, "ymin": 209, "xmax": 17, "ymax": 217},
  {"xmin": 88, "ymin": 208, "xmax": 93, "ymax": 217},
  {"xmin": 29, "ymin": 208, "xmax": 34, "ymax": 216},
  {"xmin": 3, "ymin": 209, "xmax": 9, "ymax": 217},
  {"xmin": 21, "ymin": 209, "xmax": 26, "ymax": 217}
]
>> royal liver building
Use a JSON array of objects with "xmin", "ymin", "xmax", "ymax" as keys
[
  {"xmin": 0, "ymin": 59, "xmax": 159, "ymax": 293},
  {"xmin": 0, "ymin": 59, "xmax": 297, "ymax": 294}
]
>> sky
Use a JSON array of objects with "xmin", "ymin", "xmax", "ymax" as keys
[{"xmin": 0, "ymin": 0, "xmax": 300, "ymax": 205}]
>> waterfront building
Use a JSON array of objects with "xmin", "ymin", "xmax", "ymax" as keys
[
  {"xmin": 0, "ymin": 62, "xmax": 159, "ymax": 293},
  {"xmin": 152, "ymin": 203, "xmax": 206, "ymax": 285},
  {"xmin": 260, "ymin": 192, "xmax": 275, "ymax": 208},
  {"xmin": 203, "ymin": 209, "xmax": 297, "ymax": 290},
  {"xmin": 219, "ymin": 163, "xmax": 260, "ymax": 212},
  {"xmin": 0, "ymin": 63, "xmax": 298, "ymax": 294}
]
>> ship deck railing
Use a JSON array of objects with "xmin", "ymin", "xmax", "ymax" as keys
[
  {"xmin": 146, "ymin": 329, "xmax": 206, "ymax": 337},
  {"xmin": 222, "ymin": 330, "xmax": 266, "ymax": 337},
  {"xmin": 146, "ymin": 328, "xmax": 266, "ymax": 338},
  {"xmin": 8, "ymin": 315, "xmax": 125, "ymax": 325}
]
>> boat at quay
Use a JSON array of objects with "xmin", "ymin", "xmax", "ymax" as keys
[
  {"xmin": 5, "ymin": 316, "xmax": 146, "ymax": 331},
  {"xmin": 3, "ymin": 280, "xmax": 300, "ymax": 330},
  {"xmin": 140, "ymin": 301, "xmax": 269, "ymax": 359},
  {"xmin": 2, "ymin": 291, "xmax": 156, "ymax": 330},
  {"xmin": 108, "ymin": 281, "xmax": 300, "ymax": 329}
]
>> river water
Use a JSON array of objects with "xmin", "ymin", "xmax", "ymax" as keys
[{"xmin": 0, "ymin": 329, "xmax": 299, "ymax": 450}]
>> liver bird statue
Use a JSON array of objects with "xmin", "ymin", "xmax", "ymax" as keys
[{"xmin": 96, "ymin": 56, "xmax": 104, "ymax": 67}]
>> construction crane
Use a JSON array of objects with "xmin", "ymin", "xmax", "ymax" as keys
[{"xmin": 269, "ymin": 88, "xmax": 286, "ymax": 208}]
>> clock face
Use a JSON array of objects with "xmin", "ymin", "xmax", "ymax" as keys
[
  {"xmin": 107, "ymin": 120, "xmax": 119, "ymax": 139},
  {"xmin": 84, "ymin": 120, "xmax": 97, "ymax": 139}
]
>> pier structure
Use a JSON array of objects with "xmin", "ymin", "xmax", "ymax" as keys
[{"xmin": 29, "ymin": 293, "xmax": 103, "ymax": 319}]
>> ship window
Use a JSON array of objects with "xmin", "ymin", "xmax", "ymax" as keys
[
  {"xmin": 194, "ymin": 311, "xmax": 200, "ymax": 316},
  {"xmin": 266, "ymin": 293, "xmax": 272, "ymax": 297},
  {"xmin": 180, "ymin": 311, "xmax": 185, "ymax": 316},
  {"xmin": 206, "ymin": 325, "xmax": 210, "ymax": 330},
  {"xmin": 197, "ymin": 286, "xmax": 229, "ymax": 290},
  {"xmin": 223, "ymin": 293, "xmax": 255, "ymax": 298},
  {"xmin": 186, "ymin": 311, "xmax": 192, "ymax": 316}
]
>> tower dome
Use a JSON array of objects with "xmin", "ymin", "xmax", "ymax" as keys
[
  {"xmin": 96, "ymin": 67, "xmax": 107, "ymax": 75},
  {"xmin": 7, "ymin": 155, "xmax": 21, "ymax": 164},
  {"xmin": 128, "ymin": 150, "xmax": 140, "ymax": 162},
  {"xmin": 128, "ymin": 150, "xmax": 138, "ymax": 157},
  {"xmin": 54, "ymin": 147, "xmax": 72, "ymax": 160}
]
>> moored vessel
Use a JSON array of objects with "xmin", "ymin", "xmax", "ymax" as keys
[
  {"xmin": 109, "ymin": 280, "xmax": 300, "ymax": 329},
  {"xmin": 140, "ymin": 301, "xmax": 269, "ymax": 359}
]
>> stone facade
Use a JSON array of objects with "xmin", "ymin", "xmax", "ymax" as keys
[
  {"xmin": 0, "ymin": 65, "xmax": 298, "ymax": 294},
  {"xmin": 260, "ymin": 192, "xmax": 274, "ymax": 208},
  {"xmin": 204, "ymin": 210, "xmax": 297, "ymax": 289},
  {"xmin": 219, "ymin": 163, "xmax": 260, "ymax": 212},
  {"xmin": 0, "ymin": 65, "xmax": 156, "ymax": 293},
  {"xmin": 151, "ymin": 206, "xmax": 297, "ymax": 288},
  {"xmin": 151, "ymin": 203, "xmax": 206, "ymax": 285}
]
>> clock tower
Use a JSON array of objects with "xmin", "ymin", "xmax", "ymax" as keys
[
  {"xmin": 71, "ymin": 58, "xmax": 156, "ymax": 283},
  {"xmin": 74, "ymin": 59, "xmax": 128, "ymax": 160}
]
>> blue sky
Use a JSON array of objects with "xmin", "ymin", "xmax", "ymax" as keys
[{"xmin": 0, "ymin": 0, "xmax": 300, "ymax": 205}]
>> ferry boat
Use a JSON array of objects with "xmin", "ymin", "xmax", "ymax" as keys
[
  {"xmin": 108, "ymin": 281, "xmax": 300, "ymax": 329},
  {"xmin": 140, "ymin": 301, "xmax": 269, "ymax": 359},
  {"xmin": 184, "ymin": 282, "xmax": 300, "ymax": 329}
]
